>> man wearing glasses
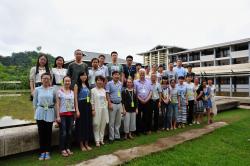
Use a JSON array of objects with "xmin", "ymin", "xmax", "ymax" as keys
[
  {"xmin": 67, "ymin": 49, "xmax": 89, "ymax": 89},
  {"xmin": 122, "ymin": 55, "xmax": 136, "ymax": 86}
]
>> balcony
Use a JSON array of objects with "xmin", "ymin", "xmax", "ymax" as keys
[
  {"xmin": 231, "ymin": 50, "xmax": 249, "ymax": 58},
  {"xmin": 200, "ymin": 54, "xmax": 214, "ymax": 62}
]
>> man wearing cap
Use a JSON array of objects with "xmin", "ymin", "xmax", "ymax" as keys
[{"xmin": 67, "ymin": 49, "xmax": 89, "ymax": 89}]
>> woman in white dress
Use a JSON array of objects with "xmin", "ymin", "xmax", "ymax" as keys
[
  {"xmin": 91, "ymin": 75, "xmax": 109, "ymax": 147},
  {"xmin": 52, "ymin": 56, "xmax": 67, "ymax": 93}
]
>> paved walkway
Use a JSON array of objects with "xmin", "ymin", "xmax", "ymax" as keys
[{"xmin": 75, "ymin": 122, "xmax": 228, "ymax": 166}]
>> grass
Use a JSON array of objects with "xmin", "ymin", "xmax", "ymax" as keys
[
  {"xmin": 0, "ymin": 93, "xmax": 34, "ymax": 121},
  {"xmin": 0, "ymin": 108, "xmax": 249, "ymax": 166},
  {"xmin": 125, "ymin": 109, "xmax": 250, "ymax": 166}
]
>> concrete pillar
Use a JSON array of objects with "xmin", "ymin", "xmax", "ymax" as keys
[
  {"xmin": 149, "ymin": 52, "xmax": 152, "ymax": 67},
  {"xmin": 230, "ymin": 76, "xmax": 232, "ymax": 97},
  {"xmin": 199, "ymin": 52, "xmax": 202, "ymax": 67},
  {"xmin": 157, "ymin": 51, "xmax": 160, "ymax": 66},
  {"xmin": 229, "ymin": 46, "xmax": 232, "ymax": 65},
  {"xmin": 166, "ymin": 49, "xmax": 169, "ymax": 69},
  {"xmin": 187, "ymin": 53, "xmax": 190, "ymax": 65},
  {"xmin": 213, "ymin": 48, "xmax": 216, "ymax": 66}
]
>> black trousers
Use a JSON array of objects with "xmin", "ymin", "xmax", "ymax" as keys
[
  {"xmin": 187, "ymin": 100, "xmax": 194, "ymax": 124},
  {"xmin": 138, "ymin": 100, "xmax": 152, "ymax": 133},
  {"xmin": 59, "ymin": 116, "xmax": 74, "ymax": 151},
  {"xmin": 37, "ymin": 120, "xmax": 53, "ymax": 153},
  {"xmin": 151, "ymin": 99, "xmax": 159, "ymax": 131}
]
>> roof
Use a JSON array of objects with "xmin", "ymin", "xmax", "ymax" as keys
[
  {"xmin": 65, "ymin": 51, "xmax": 137, "ymax": 65},
  {"xmin": 137, "ymin": 45, "xmax": 186, "ymax": 55},
  {"xmin": 169, "ymin": 38, "xmax": 250, "ymax": 56}
]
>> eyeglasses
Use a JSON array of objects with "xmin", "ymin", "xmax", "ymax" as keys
[
  {"xmin": 76, "ymin": 53, "xmax": 82, "ymax": 55},
  {"xmin": 42, "ymin": 78, "xmax": 51, "ymax": 80}
]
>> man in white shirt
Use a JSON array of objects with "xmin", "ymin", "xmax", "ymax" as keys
[{"xmin": 98, "ymin": 54, "xmax": 109, "ymax": 78}]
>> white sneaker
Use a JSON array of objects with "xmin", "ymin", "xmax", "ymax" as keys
[{"xmin": 197, "ymin": 121, "xmax": 200, "ymax": 125}]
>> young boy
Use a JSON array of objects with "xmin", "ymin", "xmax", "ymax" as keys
[{"xmin": 177, "ymin": 76, "xmax": 188, "ymax": 128}]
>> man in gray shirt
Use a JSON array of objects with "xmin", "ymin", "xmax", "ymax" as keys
[
  {"xmin": 164, "ymin": 62, "xmax": 178, "ymax": 82},
  {"xmin": 67, "ymin": 49, "xmax": 89, "ymax": 89}
]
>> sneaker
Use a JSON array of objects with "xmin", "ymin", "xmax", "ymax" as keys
[
  {"xmin": 193, "ymin": 121, "xmax": 196, "ymax": 124},
  {"xmin": 38, "ymin": 153, "xmax": 45, "ymax": 160},
  {"xmin": 197, "ymin": 121, "xmax": 200, "ymax": 125},
  {"xmin": 44, "ymin": 152, "xmax": 51, "ymax": 160}
]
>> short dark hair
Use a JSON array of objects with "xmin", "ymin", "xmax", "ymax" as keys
[
  {"xmin": 91, "ymin": 58, "xmax": 99, "ymax": 63},
  {"xmin": 126, "ymin": 55, "xmax": 133, "ymax": 60},
  {"xmin": 170, "ymin": 79, "xmax": 176, "ymax": 84},
  {"xmin": 98, "ymin": 54, "xmax": 105, "ymax": 59},
  {"xmin": 162, "ymin": 76, "xmax": 168, "ymax": 80},
  {"xmin": 41, "ymin": 72, "xmax": 52, "ymax": 79},
  {"xmin": 95, "ymin": 75, "xmax": 105, "ymax": 82},
  {"xmin": 63, "ymin": 75, "xmax": 71, "ymax": 82},
  {"xmin": 112, "ymin": 70, "xmax": 119, "ymax": 76},
  {"xmin": 136, "ymin": 63, "xmax": 142, "ymax": 67},
  {"xmin": 187, "ymin": 64, "xmax": 193, "ymax": 68},
  {"xmin": 111, "ymin": 51, "xmax": 118, "ymax": 56},
  {"xmin": 158, "ymin": 64, "xmax": 164, "ymax": 68},
  {"xmin": 74, "ymin": 49, "xmax": 83, "ymax": 55},
  {"xmin": 178, "ymin": 76, "xmax": 185, "ymax": 80}
]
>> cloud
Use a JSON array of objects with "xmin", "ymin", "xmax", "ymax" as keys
[{"xmin": 0, "ymin": 0, "xmax": 250, "ymax": 63}]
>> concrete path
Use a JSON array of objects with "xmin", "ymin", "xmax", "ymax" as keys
[{"xmin": 75, "ymin": 122, "xmax": 227, "ymax": 166}]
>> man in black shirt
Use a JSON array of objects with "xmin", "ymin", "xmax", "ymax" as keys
[
  {"xmin": 186, "ymin": 64, "xmax": 195, "ymax": 82},
  {"xmin": 122, "ymin": 55, "xmax": 136, "ymax": 86}
]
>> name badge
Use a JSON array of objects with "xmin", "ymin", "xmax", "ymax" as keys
[
  {"xmin": 118, "ymin": 90, "xmax": 121, "ymax": 97},
  {"xmin": 44, "ymin": 102, "xmax": 49, "ymax": 111},
  {"xmin": 141, "ymin": 88, "xmax": 146, "ymax": 94},
  {"xmin": 86, "ymin": 96, "xmax": 90, "ymax": 103},
  {"xmin": 131, "ymin": 101, "xmax": 135, "ymax": 108}
]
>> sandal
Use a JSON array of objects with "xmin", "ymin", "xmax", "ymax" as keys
[
  {"xmin": 85, "ymin": 145, "xmax": 92, "ymax": 151},
  {"xmin": 66, "ymin": 149, "xmax": 73, "ymax": 155},
  {"xmin": 61, "ymin": 150, "xmax": 69, "ymax": 157}
]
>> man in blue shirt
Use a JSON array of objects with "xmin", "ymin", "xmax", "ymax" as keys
[
  {"xmin": 106, "ymin": 71, "xmax": 123, "ymax": 142},
  {"xmin": 174, "ymin": 59, "xmax": 187, "ymax": 79},
  {"xmin": 123, "ymin": 55, "xmax": 136, "ymax": 86}
]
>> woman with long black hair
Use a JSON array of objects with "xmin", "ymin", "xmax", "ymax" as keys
[
  {"xmin": 74, "ymin": 71, "xmax": 93, "ymax": 151},
  {"xmin": 51, "ymin": 56, "xmax": 67, "ymax": 93},
  {"xmin": 30, "ymin": 53, "xmax": 50, "ymax": 99}
]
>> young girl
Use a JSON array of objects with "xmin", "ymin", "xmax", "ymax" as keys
[
  {"xmin": 169, "ymin": 79, "xmax": 178, "ymax": 130},
  {"xmin": 161, "ymin": 76, "xmax": 171, "ymax": 130},
  {"xmin": 56, "ymin": 76, "xmax": 75, "ymax": 157},
  {"xmin": 122, "ymin": 78, "xmax": 138, "ymax": 139},
  {"xmin": 91, "ymin": 75, "xmax": 109, "ymax": 147},
  {"xmin": 74, "ymin": 72, "xmax": 93, "ymax": 151}
]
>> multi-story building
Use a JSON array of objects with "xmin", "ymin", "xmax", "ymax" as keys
[{"xmin": 138, "ymin": 38, "xmax": 250, "ymax": 97}]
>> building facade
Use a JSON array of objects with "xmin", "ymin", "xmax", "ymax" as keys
[{"xmin": 138, "ymin": 38, "xmax": 250, "ymax": 97}]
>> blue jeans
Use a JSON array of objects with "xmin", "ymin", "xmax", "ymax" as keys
[
  {"xmin": 169, "ymin": 103, "xmax": 178, "ymax": 121},
  {"xmin": 162, "ymin": 103, "xmax": 172, "ymax": 129},
  {"xmin": 59, "ymin": 116, "xmax": 74, "ymax": 151}
]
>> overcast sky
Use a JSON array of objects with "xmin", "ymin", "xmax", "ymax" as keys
[{"xmin": 1, "ymin": 0, "xmax": 250, "ymax": 62}]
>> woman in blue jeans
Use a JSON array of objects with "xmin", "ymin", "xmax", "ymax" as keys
[
  {"xmin": 56, "ymin": 76, "xmax": 75, "ymax": 157},
  {"xmin": 169, "ymin": 79, "xmax": 178, "ymax": 130}
]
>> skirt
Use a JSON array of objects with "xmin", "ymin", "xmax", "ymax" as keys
[
  {"xmin": 195, "ymin": 100, "xmax": 204, "ymax": 113},
  {"xmin": 75, "ymin": 99, "xmax": 93, "ymax": 142}
]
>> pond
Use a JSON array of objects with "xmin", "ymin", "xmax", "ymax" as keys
[{"xmin": 0, "ymin": 116, "xmax": 34, "ymax": 128}]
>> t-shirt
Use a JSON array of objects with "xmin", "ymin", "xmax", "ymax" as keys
[
  {"xmin": 174, "ymin": 66, "xmax": 187, "ymax": 78},
  {"xmin": 196, "ymin": 86, "xmax": 204, "ymax": 101},
  {"xmin": 106, "ymin": 63, "xmax": 123, "ymax": 81},
  {"xmin": 57, "ymin": 89, "xmax": 75, "ymax": 116},
  {"xmin": 170, "ymin": 87, "xmax": 178, "ymax": 104},
  {"xmin": 123, "ymin": 65, "xmax": 136, "ymax": 79},
  {"xmin": 151, "ymin": 82, "xmax": 162, "ymax": 100},
  {"xmin": 186, "ymin": 72, "xmax": 195, "ymax": 82},
  {"xmin": 52, "ymin": 68, "xmax": 67, "ymax": 85},
  {"xmin": 163, "ymin": 70, "xmax": 178, "ymax": 82},
  {"xmin": 67, "ymin": 62, "xmax": 89, "ymax": 89},
  {"xmin": 185, "ymin": 82, "xmax": 195, "ymax": 101},
  {"xmin": 88, "ymin": 68, "xmax": 104, "ymax": 86},
  {"xmin": 177, "ymin": 83, "xmax": 187, "ymax": 102}
]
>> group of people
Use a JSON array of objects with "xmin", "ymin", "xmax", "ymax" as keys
[{"xmin": 30, "ymin": 49, "xmax": 217, "ymax": 160}]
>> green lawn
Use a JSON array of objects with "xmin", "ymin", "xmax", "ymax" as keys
[
  {"xmin": 0, "ymin": 108, "xmax": 249, "ymax": 166},
  {"xmin": 125, "ymin": 109, "xmax": 250, "ymax": 166},
  {"xmin": 0, "ymin": 93, "xmax": 34, "ymax": 121}
]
